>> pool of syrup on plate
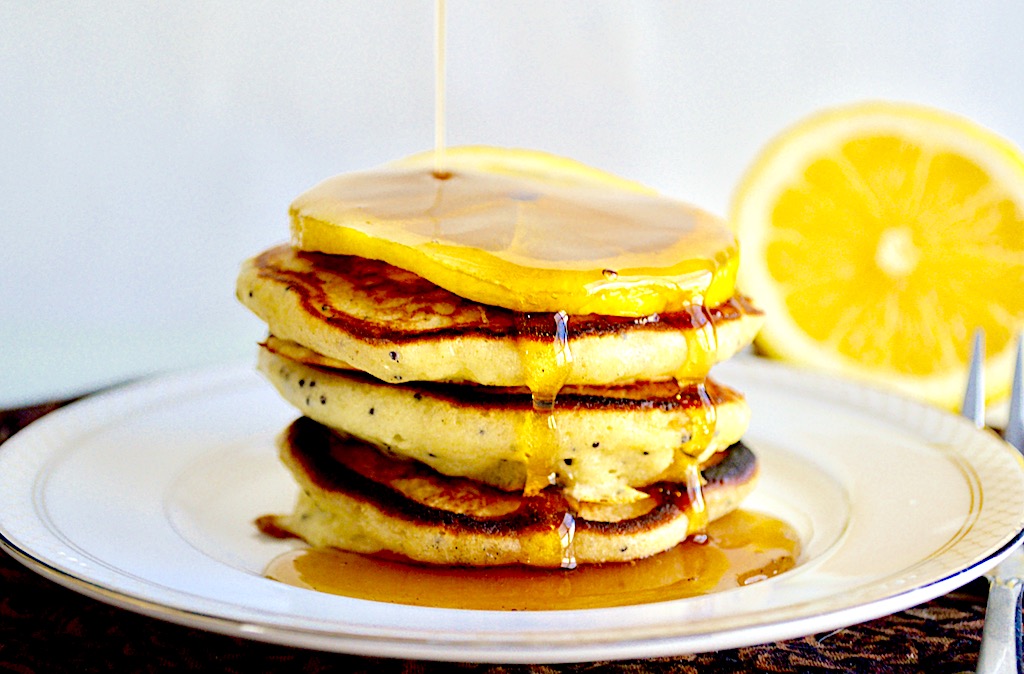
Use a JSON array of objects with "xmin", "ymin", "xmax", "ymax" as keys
[{"xmin": 263, "ymin": 509, "xmax": 799, "ymax": 611}]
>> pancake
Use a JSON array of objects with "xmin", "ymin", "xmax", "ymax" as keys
[
  {"xmin": 237, "ymin": 245, "xmax": 764, "ymax": 387},
  {"xmin": 259, "ymin": 416, "xmax": 759, "ymax": 567},
  {"xmin": 258, "ymin": 340, "xmax": 750, "ymax": 504},
  {"xmin": 289, "ymin": 146, "xmax": 741, "ymax": 316},
  {"xmin": 242, "ymin": 147, "xmax": 768, "ymax": 573}
]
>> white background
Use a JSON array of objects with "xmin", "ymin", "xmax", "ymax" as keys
[{"xmin": 2, "ymin": 1, "xmax": 1023, "ymax": 406}]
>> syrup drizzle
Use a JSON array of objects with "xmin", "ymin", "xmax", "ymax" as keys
[
  {"xmin": 683, "ymin": 460, "xmax": 709, "ymax": 544},
  {"xmin": 557, "ymin": 512, "xmax": 577, "ymax": 570},
  {"xmin": 675, "ymin": 302, "xmax": 719, "ymax": 541},
  {"xmin": 514, "ymin": 310, "xmax": 577, "ymax": 568}
]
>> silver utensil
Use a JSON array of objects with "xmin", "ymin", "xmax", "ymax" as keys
[{"xmin": 969, "ymin": 331, "xmax": 1024, "ymax": 674}]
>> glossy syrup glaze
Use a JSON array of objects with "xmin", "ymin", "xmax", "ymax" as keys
[{"xmin": 289, "ymin": 154, "xmax": 739, "ymax": 317}]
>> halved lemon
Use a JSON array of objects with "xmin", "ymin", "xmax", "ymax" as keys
[
  {"xmin": 290, "ymin": 146, "xmax": 739, "ymax": 317},
  {"xmin": 731, "ymin": 101, "xmax": 1024, "ymax": 409}
]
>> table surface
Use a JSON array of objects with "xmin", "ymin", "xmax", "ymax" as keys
[{"xmin": 0, "ymin": 396, "xmax": 1010, "ymax": 673}]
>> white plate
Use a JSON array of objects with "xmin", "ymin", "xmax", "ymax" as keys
[{"xmin": 2, "ymin": 357, "xmax": 1024, "ymax": 663}]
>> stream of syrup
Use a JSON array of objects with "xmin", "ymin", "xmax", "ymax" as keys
[{"xmin": 433, "ymin": 0, "xmax": 447, "ymax": 175}]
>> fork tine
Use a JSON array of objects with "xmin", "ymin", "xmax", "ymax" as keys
[
  {"xmin": 1004, "ymin": 334, "xmax": 1024, "ymax": 452},
  {"xmin": 962, "ymin": 329, "xmax": 986, "ymax": 428}
]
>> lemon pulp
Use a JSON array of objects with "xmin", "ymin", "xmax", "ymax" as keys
[
  {"xmin": 732, "ymin": 102, "xmax": 1024, "ymax": 408},
  {"xmin": 290, "ymin": 146, "xmax": 739, "ymax": 317}
]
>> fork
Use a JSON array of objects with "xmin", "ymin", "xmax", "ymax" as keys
[{"xmin": 965, "ymin": 330, "xmax": 1024, "ymax": 674}]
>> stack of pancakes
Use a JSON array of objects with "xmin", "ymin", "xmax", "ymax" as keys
[{"xmin": 238, "ymin": 147, "xmax": 764, "ymax": 568}]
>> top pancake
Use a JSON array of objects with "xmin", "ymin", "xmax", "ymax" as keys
[
  {"xmin": 237, "ymin": 245, "xmax": 764, "ymax": 387},
  {"xmin": 290, "ymin": 147, "xmax": 740, "ymax": 316}
]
